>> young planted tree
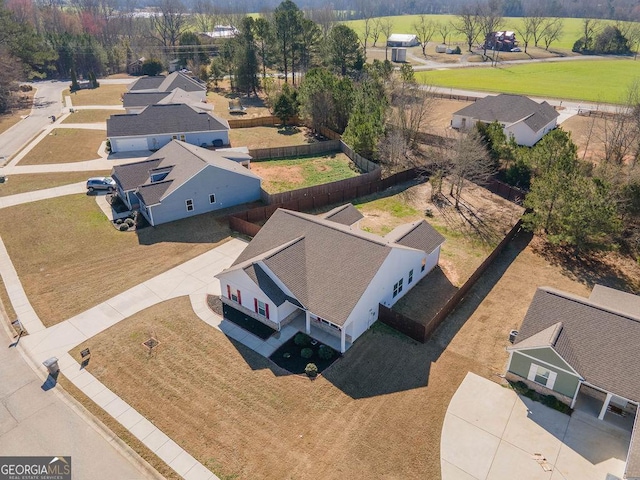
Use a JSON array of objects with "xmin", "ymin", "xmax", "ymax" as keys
[{"xmin": 273, "ymin": 83, "xmax": 298, "ymax": 126}]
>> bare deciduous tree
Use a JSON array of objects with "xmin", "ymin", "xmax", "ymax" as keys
[
  {"xmin": 454, "ymin": 6, "xmax": 481, "ymax": 52},
  {"xmin": 150, "ymin": 0, "xmax": 187, "ymax": 50},
  {"xmin": 437, "ymin": 21, "xmax": 452, "ymax": 45},
  {"xmin": 541, "ymin": 17, "xmax": 563, "ymax": 51},
  {"xmin": 448, "ymin": 130, "xmax": 495, "ymax": 208},
  {"xmin": 412, "ymin": 15, "xmax": 436, "ymax": 56},
  {"xmin": 477, "ymin": 0, "xmax": 503, "ymax": 56},
  {"xmin": 380, "ymin": 17, "xmax": 394, "ymax": 60}
]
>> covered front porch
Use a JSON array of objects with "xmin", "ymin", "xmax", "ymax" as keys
[
  {"xmin": 289, "ymin": 312, "xmax": 352, "ymax": 354},
  {"xmin": 572, "ymin": 383, "xmax": 637, "ymax": 433}
]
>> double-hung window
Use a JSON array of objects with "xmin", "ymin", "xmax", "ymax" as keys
[
  {"xmin": 393, "ymin": 278, "xmax": 404, "ymax": 298},
  {"xmin": 186, "ymin": 199, "xmax": 194, "ymax": 211}
]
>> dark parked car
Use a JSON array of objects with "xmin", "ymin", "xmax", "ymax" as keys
[{"xmin": 86, "ymin": 176, "xmax": 116, "ymax": 192}]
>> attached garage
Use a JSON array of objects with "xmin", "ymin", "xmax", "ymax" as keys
[{"xmin": 110, "ymin": 137, "xmax": 149, "ymax": 153}]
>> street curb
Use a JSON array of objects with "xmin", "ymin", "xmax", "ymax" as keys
[{"xmin": 0, "ymin": 310, "xmax": 166, "ymax": 480}]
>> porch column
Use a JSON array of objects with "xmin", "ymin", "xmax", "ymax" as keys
[
  {"xmin": 340, "ymin": 327, "xmax": 346, "ymax": 354},
  {"xmin": 598, "ymin": 392, "xmax": 613, "ymax": 420},
  {"xmin": 305, "ymin": 310, "xmax": 311, "ymax": 334},
  {"xmin": 570, "ymin": 382, "xmax": 581, "ymax": 409}
]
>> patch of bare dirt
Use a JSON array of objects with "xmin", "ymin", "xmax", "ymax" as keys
[{"xmin": 250, "ymin": 164, "xmax": 304, "ymax": 184}]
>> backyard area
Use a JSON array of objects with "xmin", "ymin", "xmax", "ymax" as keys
[
  {"xmin": 0, "ymin": 194, "xmax": 233, "ymax": 326},
  {"xmin": 0, "ymin": 171, "xmax": 110, "ymax": 197},
  {"xmin": 207, "ymin": 90, "xmax": 270, "ymax": 120},
  {"xmin": 17, "ymin": 128, "xmax": 106, "ymax": 165},
  {"xmin": 62, "ymin": 109, "xmax": 122, "ymax": 124},
  {"xmin": 252, "ymin": 152, "xmax": 361, "ymax": 193},
  {"xmin": 229, "ymin": 125, "xmax": 324, "ymax": 149},
  {"xmin": 66, "ymin": 222, "xmax": 633, "ymax": 480},
  {"xmin": 63, "ymin": 84, "xmax": 127, "ymax": 106}
]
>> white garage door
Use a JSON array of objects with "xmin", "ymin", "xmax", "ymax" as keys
[{"xmin": 112, "ymin": 137, "xmax": 148, "ymax": 153}]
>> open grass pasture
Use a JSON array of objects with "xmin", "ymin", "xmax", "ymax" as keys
[
  {"xmin": 62, "ymin": 109, "xmax": 122, "ymax": 124},
  {"xmin": 229, "ymin": 125, "xmax": 318, "ymax": 149},
  {"xmin": 252, "ymin": 152, "xmax": 361, "ymax": 193},
  {"xmin": 0, "ymin": 194, "xmax": 232, "ymax": 326},
  {"xmin": 0, "ymin": 171, "xmax": 110, "ymax": 197},
  {"xmin": 63, "ymin": 84, "xmax": 127, "ymax": 106},
  {"xmin": 418, "ymin": 58, "xmax": 639, "ymax": 103},
  {"xmin": 346, "ymin": 15, "xmax": 614, "ymax": 51},
  {"xmin": 18, "ymin": 128, "xmax": 105, "ymax": 165}
]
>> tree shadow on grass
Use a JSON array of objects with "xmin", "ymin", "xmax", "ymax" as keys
[
  {"xmin": 322, "ymin": 228, "xmax": 532, "ymax": 399},
  {"xmin": 530, "ymin": 239, "xmax": 640, "ymax": 293}
]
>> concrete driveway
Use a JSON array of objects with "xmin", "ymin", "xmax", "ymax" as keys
[{"xmin": 441, "ymin": 372, "xmax": 629, "ymax": 480}]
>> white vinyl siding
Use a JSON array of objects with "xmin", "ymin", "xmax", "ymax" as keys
[{"xmin": 527, "ymin": 363, "xmax": 557, "ymax": 390}]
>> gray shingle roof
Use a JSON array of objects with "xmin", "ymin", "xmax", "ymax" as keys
[
  {"xmin": 225, "ymin": 207, "xmax": 443, "ymax": 325},
  {"xmin": 112, "ymin": 158, "xmax": 163, "ymax": 191},
  {"xmin": 322, "ymin": 204, "xmax": 364, "ymax": 226},
  {"xmin": 107, "ymin": 104, "xmax": 229, "ymax": 137},
  {"xmin": 244, "ymin": 264, "xmax": 302, "ymax": 307},
  {"xmin": 122, "ymin": 92, "xmax": 169, "ymax": 108},
  {"xmin": 110, "ymin": 140, "xmax": 259, "ymax": 206},
  {"xmin": 128, "ymin": 72, "xmax": 205, "ymax": 93},
  {"xmin": 385, "ymin": 220, "xmax": 446, "ymax": 253},
  {"xmin": 512, "ymin": 286, "xmax": 640, "ymax": 402},
  {"xmin": 128, "ymin": 76, "xmax": 165, "ymax": 91},
  {"xmin": 454, "ymin": 94, "xmax": 558, "ymax": 131}
]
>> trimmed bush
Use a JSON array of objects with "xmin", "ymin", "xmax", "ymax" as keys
[
  {"xmin": 318, "ymin": 344, "xmax": 335, "ymax": 360},
  {"xmin": 125, "ymin": 218, "xmax": 135, "ymax": 227},
  {"xmin": 305, "ymin": 363, "xmax": 318, "ymax": 378},
  {"xmin": 115, "ymin": 218, "xmax": 123, "ymax": 225},
  {"xmin": 300, "ymin": 347, "xmax": 313, "ymax": 359},
  {"xmin": 118, "ymin": 223, "xmax": 129, "ymax": 231},
  {"xmin": 294, "ymin": 332, "xmax": 311, "ymax": 347}
]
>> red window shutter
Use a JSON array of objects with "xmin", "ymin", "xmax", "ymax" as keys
[
  {"xmin": 254, "ymin": 298, "xmax": 258, "ymax": 313},
  {"xmin": 227, "ymin": 285, "xmax": 231, "ymax": 299},
  {"xmin": 265, "ymin": 303, "xmax": 270, "ymax": 319},
  {"xmin": 237, "ymin": 290, "xmax": 242, "ymax": 305}
]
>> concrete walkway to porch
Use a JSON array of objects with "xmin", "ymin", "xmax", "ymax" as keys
[{"xmin": 188, "ymin": 308, "xmax": 350, "ymax": 359}]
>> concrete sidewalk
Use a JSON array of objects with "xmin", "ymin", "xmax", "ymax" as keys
[
  {"xmin": 5, "ymin": 238, "xmax": 247, "ymax": 480},
  {"xmin": 441, "ymin": 372, "xmax": 629, "ymax": 480}
]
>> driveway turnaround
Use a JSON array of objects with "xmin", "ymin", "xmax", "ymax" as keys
[{"xmin": 441, "ymin": 372, "xmax": 629, "ymax": 480}]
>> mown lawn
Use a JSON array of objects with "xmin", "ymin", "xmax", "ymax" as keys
[
  {"xmin": 347, "ymin": 15, "xmax": 612, "ymax": 51},
  {"xmin": 0, "ymin": 171, "xmax": 110, "ymax": 197},
  {"xmin": 229, "ymin": 125, "xmax": 317, "ymax": 149},
  {"xmin": 0, "ymin": 194, "xmax": 231, "ymax": 325},
  {"xmin": 62, "ymin": 109, "xmax": 122, "ymax": 124},
  {"xmin": 18, "ymin": 128, "xmax": 106, "ymax": 165},
  {"xmin": 417, "ymin": 58, "xmax": 639, "ymax": 103},
  {"xmin": 251, "ymin": 153, "xmax": 361, "ymax": 193},
  {"xmin": 63, "ymin": 84, "xmax": 127, "ymax": 106}
]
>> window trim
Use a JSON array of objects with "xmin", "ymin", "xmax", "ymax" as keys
[
  {"xmin": 408, "ymin": 269, "xmax": 414, "ymax": 284},
  {"xmin": 209, "ymin": 193, "xmax": 216, "ymax": 204}
]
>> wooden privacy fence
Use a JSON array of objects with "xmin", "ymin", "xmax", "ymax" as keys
[
  {"xmin": 249, "ymin": 140, "xmax": 341, "ymax": 161},
  {"xmin": 379, "ymin": 218, "xmax": 524, "ymax": 343},
  {"xmin": 487, "ymin": 179, "xmax": 526, "ymax": 205},
  {"xmin": 228, "ymin": 115, "xmax": 301, "ymax": 129}
]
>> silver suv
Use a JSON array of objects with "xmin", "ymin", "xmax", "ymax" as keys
[{"xmin": 86, "ymin": 176, "xmax": 116, "ymax": 192}]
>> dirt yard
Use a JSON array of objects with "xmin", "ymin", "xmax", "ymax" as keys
[
  {"xmin": 560, "ymin": 114, "xmax": 607, "ymax": 164},
  {"xmin": 68, "ymin": 220, "xmax": 638, "ymax": 480},
  {"xmin": 207, "ymin": 90, "xmax": 271, "ymax": 120},
  {"xmin": 252, "ymin": 152, "xmax": 360, "ymax": 193},
  {"xmin": 0, "ymin": 194, "xmax": 233, "ymax": 326}
]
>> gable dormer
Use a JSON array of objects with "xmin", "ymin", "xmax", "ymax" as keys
[{"xmin": 149, "ymin": 166, "xmax": 172, "ymax": 183}]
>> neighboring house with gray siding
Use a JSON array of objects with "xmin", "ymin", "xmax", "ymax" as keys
[
  {"xmin": 216, "ymin": 207, "xmax": 445, "ymax": 353},
  {"xmin": 111, "ymin": 140, "xmax": 260, "ymax": 226},
  {"xmin": 122, "ymin": 88, "xmax": 207, "ymax": 114},
  {"xmin": 127, "ymin": 71, "xmax": 206, "ymax": 98},
  {"xmin": 452, "ymin": 94, "xmax": 558, "ymax": 146},
  {"xmin": 107, "ymin": 103, "xmax": 229, "ymax": 153},
  {"xmin": 506, "ymin": 285, "xmax": 640, "ymax": 480}
]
